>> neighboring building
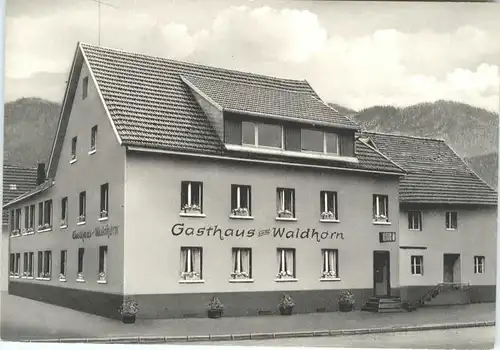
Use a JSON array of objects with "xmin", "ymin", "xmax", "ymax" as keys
[
  {"xmin": 361, "ymin": 132, "xmax": 497, "ymax": 306},
  {"xmin": 1, "ymin": 164, "xmax": 40, "ymax": 292},
  {"xmin": 4, "ymin": 42, "xmax": 407, "ymax": 319}
]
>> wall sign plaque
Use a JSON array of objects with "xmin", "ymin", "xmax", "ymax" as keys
[
  {"xmin": 171, "ymin": 223, "xmax": 344, "ymax": 242},
  {"xmin": 72, "ymin": 224, "xmax": 119, "ymax": 242},
  {"xmin": 379, "ymin": 231, "xmax": 396, "ymax": 243}
]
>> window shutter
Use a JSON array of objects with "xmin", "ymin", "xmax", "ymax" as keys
[
  {"xmin": 284, "ymin": 126, "xmax": 301, "ymax": 151},
  {"xmin": 340, "ymin": 133, "xmax": 355, "ymax": 157},
  {"xmin": 224, "ymin": 119, "xmax": 242, "ymax": 145}
]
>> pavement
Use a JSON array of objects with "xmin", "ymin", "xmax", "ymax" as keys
[{"xmin": 0, "ymin": 292, "xmax": 495, "ymax": 344}]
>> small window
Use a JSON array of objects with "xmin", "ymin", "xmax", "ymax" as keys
[
  {"xmin": 180, "ymin": 247, "xmax": 203, "ymax": 281},
  {"xmin": 276, "ymin": 248, "xmax": 296, "ymax": 280},
  {"xmin": 29, "ymin": 204, "xmax": 35, "ymax": 231},
  {"xmin": 373, "ymin": 195, "xmax": 389, "ymax": 223},
  {"xmin": 71, "ymin": 137, "xmax": 77, "ymax": 162},
  {"xmin": 37, "ymin": 251, "xmax": 51, "ymax": 279},
  {"xmin": 257, "ymin": 123, "xmax": 282, "ymax": 148},
  {"xmin": 100, "ymin": 184, "xmax": 109, "ymax": 219},
  {"xmin": 230, "ymin": 248, "xmax": 252, "ymax": 280},
  {"xmin": 23, "ymin": 252, "xmax": 33, "ymax": 278},
  {"xmin": 445, "ymin": 212, "xmax": 458, "ymax": 230},
  {"xmin": 230, "ymin": 185, "xmax": 251, "ymax": 217},
  {"xmin": 320, "ymin": 191, "xmax": 338, "ymax": 221},
  {"xmin": 242, "ymin": 121, "xmax": 256, "ymax": 146},
  {"xmin": 60, "ymin": 250, "xmax": 67, "ymax": 280},
  {"xmin": 321, "ymin": 249, "xmax": 338, "ymax": 279},
  {"xmin": 90, "ymin": 125, "xmax": 98, "ymax": 151},
  {"xmin": 61, "ymin": 197, "xmax": 68, "ymax": 227},
  {"xmin": 78, "ymin": 191, "xmax": 86, "ymax": 223},
  {"xmin": 474, "ymin": 256, "xmax": 485, "ymax": 274},
  {"xmin": 408, "ymin": 211, "xmax": 422, "ymax": 231},
  {"xmin": 411, "ymin": 255, "xmax": 423, "ymax": 276},
  {"xmin": 276, "ymin": 188, "xmax": 295, "ymax": 219},
  {"xmin": 82, "ymin": 76, "xmax": 89, "ymax": 99},
  {"xmin": 77, "ymin": 248, "xmax": 85, "ymax": 280},
  {"xmin": 98, "ymin": 246, "xmax": 108, "ymax": 282},
  {"xmin": 180, "ymin": 181, "xmax": 203, "ymax": 214}
]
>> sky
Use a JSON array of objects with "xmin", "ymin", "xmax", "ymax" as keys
[{"xmin": 4, "ymin": 0, "xmax": 500, "ymax": 112}]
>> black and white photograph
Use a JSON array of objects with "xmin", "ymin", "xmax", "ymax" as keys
[{"xmin": 1, "ymin": 0, "xmax": 499, "ymax": 349}]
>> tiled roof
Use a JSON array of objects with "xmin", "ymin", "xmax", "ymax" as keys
[
  {"xmin": 3, "ymin": 180, "xmax": 55, "ymax": 210},
  {"xmin": 79, "ymin": 43, "xmax": 403, "ymax": 175},
  {"xmin": 361, "ymin": 132, "xmax": 498, "ymax": 205},
  {"xmin": 181, "ymin": 75, "xmax": 359, "ymax": 129},
  {"xmin": 2, "ymin": 165, "xmax": 38, "ymax": 224}
]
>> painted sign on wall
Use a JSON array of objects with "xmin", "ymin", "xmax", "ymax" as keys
[
  {"xmin": 72, "ymin": 224, "xmax": 119, "ymax": 242},
  {"xmin": 171, "ymin": 223, "xmax": 344, "ymax": 242}
]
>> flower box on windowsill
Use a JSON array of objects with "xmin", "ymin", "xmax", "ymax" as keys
[
  {"xmin": 99, "ymin": 210, "xmax": 108, "ymax": 221},
  {"xmin": 229, "ymin": 272, "xmax": 253, "ymax": 282},
  {"xmin": 320, "ymin": 211, "xmax": 338, "ymax": 221},
  {"xmin": 77, "ymin": 215, "xmax": 86, "ymax": 225},
  {"xmin": 59, "ymin": 274, "xmax": 67, "ymax": 282},
  {"xmin": 230, "ymin": 208, "xmax": 252, "ymax": 219},
  {"xmin": 97, "ymin": 272, "xmax": 107, "ymax": 284},
  {"xmin": 11, "ymin": 274, "xmax": 20, "ymax": 279},
  {"xmin": 88, "ymin": 147, "xmax": 96, "ymax": 155},
  {"xmin": 11, "ymin": 229, "xmax": 20, "ymax": 236},
  {"xmin": 76, "ymin": 273, "xmax": 85, "ymax": 283},
  {"xmin": 180, "ymin": 205, "xmax": 205, "ymax": 217},
  {"xmin": 373, "ymin": 220, "xmax": 391, "ymax": 225},
  {"xmin": 25, "ymin": 228, "xmax": 35, "ymax": 234},
  {"xmin": 373, "ymin": 215, "xmax": 390, "ymax": 225},
  {"xmin": 275, "ymin": 271, "xmax": 297, "ymax": 282},
  {"xmin": 277, "ymin": 210, "xmax": 294, "ymax": 218}
]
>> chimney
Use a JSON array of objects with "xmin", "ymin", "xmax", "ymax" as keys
[{"xmin": 37, "ymin": 163, "xmax": 46, "ymax": 186}]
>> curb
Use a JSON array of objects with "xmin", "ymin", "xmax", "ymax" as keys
[{"xmin": 24, "ymin": 320, "xmax": 495, "ymax": 344}]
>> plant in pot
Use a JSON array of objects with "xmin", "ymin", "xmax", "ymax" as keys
[
  {"xmin": 337, "ymin": 290, "xmax": 355, "ymax": 312},
  {"xmin": 207, "ymin": 296, "xmax": 224, "ymax": 319},
  {"xmin": 119, "ymin": 298, "xmax": 139, "ymax": 324},
  {"xmin": 278, "ymin": 294, "xmax": 295, "ymax": 315}
]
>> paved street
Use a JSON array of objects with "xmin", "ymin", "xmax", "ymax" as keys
[{"xmin": 185, "ymin": 327, "xmax": 495, "ymax": 349}]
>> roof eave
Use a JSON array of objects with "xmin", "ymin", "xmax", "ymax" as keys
[{"xmin": 3, "ymin": 181, "xmax": 55, "ymax": 209}]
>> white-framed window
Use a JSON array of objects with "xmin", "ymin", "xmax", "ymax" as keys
[
  {"xmin": 11, "ymin": 208, "xmax": 21, "ymax": 235},
  {"xmin": 411, "ymin": 255, "xmax": 423, "ymax": 276},
  {"xmin": 230, "ymin": 248, "xmax": 252, "ymax": 280},
  {"xmin": 276, "ymin": 248, "xmax": 296, "ymax": 280},
  {"xmin": 37, "ymin": 200, "xmax": 53, "ymax": 231},
  {"xmin": 276, "ymin": 188, "xmax": 295, "ymax": 219},
  {"xmin": 100, "ymin": 184, "xmax": 109, "ymax": 219},
  {"xmin": 71, "ymin": 136, "xmax": 78, "ymax": 162},
  {"xmin": 60, "ymin": 250, "xmax": 67, "ymax": 281},
  {"xmin": 320, "ymin": 191, "xmax": 338, "ymax": 221},
  {"xmin": 301, "ymin": 129, "xmax": 339, "ymax": 155},
  {"xmin": 10, "ymin": 253, "xmax": 20, "ymax": 277},
  {"xmin": 37, "ymin": 250, "xmax": 51, "ymax": 279},
  {"xmin": 408, "ymin": 211, "xmax": 422, "ymax": 231},
  {"xmin": 474, "ymin": 256, "xmax": 485, "ymax": 274},
  {"xmin": 445, "ymin": 212, "xmax": 458, "ymax": 230},
  {"xmin": 321, "ymin": 249, "xmax": 339, "ymax": 279},
  {"xmin": 77, "ymin": 248, "xmax": 85, "ymax": 281},
  {"xmin": 90, "ymin": 125, "xmax": 98, "ymax": 152},
  {"xmin": 230, "ymin": 185, "xmax": 251, "ymax": 217},
  {"xmin": 9, "ymin": 254, "xmax": 15, "ymax": 277},
  {"xmin": 373, "ymin": 194, "xmax": 389, "ymax": 223},
  {"xmin": 180, "ymin": 247, "xmax": 203, "ymax": 281},
  {"xmin": 22, "ymin": 252, "xmax": 34, "ymax": 278},
  {"xmin": 78, "ymin": 191, "xmax": 86, "ymax": 223},
  {"xmin": 180, "ymin": 181, "xmax": 203, "ymax": 215},
  {"xmin": 61, "ymin": 197, "xmax": 68, "ymax": 227},
  {"xmin": 28, "ymin": 204, "xmax": 35, "ymax": 232},
  {"xmin": 98, "ymin": 246, "xmax": 108, "ymax": 283}
]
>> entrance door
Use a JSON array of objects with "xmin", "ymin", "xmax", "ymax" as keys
[
  {"xmin": 443, "ymin": 254, "xmax": 461, "ymax": 283},
  {"xmin": 373, "ymin": 251, "xmax": 391, "ymax": 297}
]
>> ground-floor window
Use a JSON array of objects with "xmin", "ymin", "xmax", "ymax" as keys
[
  {"xmin": 98, "ymin": 246, "xmax": 108, "ymax": 283},
  {"xmin": 230, "ymin": 248, "xmax": 252, "ymax": 280},
  {"xmin": 276, "ymin": 188, "xmax": 295, "ymax": 219},
  {"xmin": 60, "ymin": 250, "xmax": 67, "ymax": 281},
  {"xmin": 411, "ymin": 255, "xmax": 424, "ymax": 276},
  {"xmin": 9, "ymin": 253, "xmax": 20, "ymax": 277},
  {"xmin": 180, "ymin": 247, "xmax": 203, "ymax": 281},
  {"xmin": 474, "ymin": 256, "xmax": 485, "ymax": 274},
  {"xmin": 77, "ymin": 248, "xmax": 85, "ymax": 281},
  {"xmin": 321, "ymin": 249, "xmax": 338, "ymax": 279},
  {"xmin": 23, "ymin": 252, "xmax": 34, "ymax": 278},
  {"xmin": 37, "ymin": 250, "xmax": 52, "ymax": 279},
  {"xmin": 276, "ymin": 248, "xmax": 296, "ymax": 280}
]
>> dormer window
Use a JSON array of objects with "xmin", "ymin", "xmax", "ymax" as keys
[
  {"xmin": 301, "ymin": 129, "xmax": 339, "ymax": 155},
  {"xmin": 241, "ymin": 121, "xmax": 282, "ymax": 149}
]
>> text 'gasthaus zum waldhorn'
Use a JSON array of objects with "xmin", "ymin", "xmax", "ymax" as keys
[{"xmin": 171, "ymin": 223, "xmax": 344, "ymax": 242}]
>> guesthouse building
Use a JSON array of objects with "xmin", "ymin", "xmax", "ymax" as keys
[{"xmin": 4, "ymin": 42, "xmax": 407, "ymax": 319}]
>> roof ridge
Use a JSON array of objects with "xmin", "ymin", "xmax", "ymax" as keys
[
  {"xmin": 362, "ymin": 131, "xmax": 446, "ymax": 142},
  {"xmin": 79, "ymin": 42, "xmax": 311, "ymax": 87}
]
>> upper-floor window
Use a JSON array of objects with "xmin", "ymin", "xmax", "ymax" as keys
[
  {"xmin": 11, "ymin": 208, "xmax": 21, "ymax": 235},
  {"xmin": 373, "ymin": 194, "xmax": 389, "ymax": 223},
  {"xmin": 242, "ymin": 121, "xmax": 283, "ymax": 148},
  {"xmin": 408, "ymin": 211, "xmax": 422, "ymax": 231},
  {"xmin": 276, "ymin": 188, "xmax": 295, "ymax": 219},
  {"xmin": 78, "ymin": 191, "xmax": 86, "ymax": 224},
  {"xmin": 230, "ymin": 185, "xmax": 251, "ymax": 218},
  {"xmin": 301, "ymin": 129, "xmax": 339, "ymax": 155},
  {"xmin": 37, "ymin": 200, "xmax": 53, "ymax": 231},
  {"xmin": 90, "ymin": 125, "xmax": 98, "ymax": 152},
  {"xmin": 100, "ymin": 183, "xmax": 109, "ymax": 219},
  {"xmin": 98, "ymin": 246, "xmax": 108, "ymax": 283},
  {"xmin": 474, "ymin": 256, "xmax": 485, "ymax": 274},
  {"xmin": 82, "ymin": 76, "xmax": 89, "ymax": 99},
  {"xmin": 71, "ymin": 137, "xmax": 78, "ymax": 162},
  {"xmin": 181, "ymin": 181, "xmax": 203, "ymax": 215},
  {"xmin": 61, "ymin": 197, "xmax": 68, "ymax": 228},
  {"xmin": 320, "ymin": 191, "xmax": 338, "ymax": 221},
  {"xmin": 23, "ymin": 205, "xmax": 35, "ymax": 234},
  {"xmin": 411, "ymin": 255, "xmax": 423, "ymax": 276},
  {"xmin": 445, "ymin": 212, "xmax": 458, "ymax": 230}
]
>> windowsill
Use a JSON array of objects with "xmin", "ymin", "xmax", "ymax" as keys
[
  {"xmin": 37, "ymin": 228, "xmax": 52, "ymax": 233},
  {"xmin": 60, "ymin": 225, "xmax": 68, "ymax": 229},
  {"xmin": 59, "ymin": 278, "xmax": 67, "ymax": 282},
  {"xmin": 229, "ymin": 278, "xmax": 254, "ymax": 283},
  {"xmin": 409, "ymin": 229, "xmax": 421, "ymax": 231},
  {"xmin": 76, "ymin": 278, "xmax": 86, "ymax": 283},
  {"xmin": 411, "ymin": 274, "xmax": 423, "ymax": 277},
  {"xmin": 22, "ymin": 231, "xmax": 35, "ymax": 236},
  {"xmin": 98, "ymin": 217, "xmax": 109, "ymax": 222},
  {"xmin": 445, "ymin": 228, "xmax": 457, "ymax": 231},
  {"xmin": 10, "ymin": 234, "xmax": 21, "ymax": 238},
  {"xmin": 320, "ymin": 219, "xmax": 340, "ymax": 223},
  {"xmin": 373, "ymin": 221, "xmax": 391, "ymax": 225},
  {"xmin": 70, "ymin": 158, "xmax": 77, "ymax": 164},
  {"xmin": 36, "ymin": 277, "xmax": 51, "ymax": 281},
  {"xmin": 225, "ymin": 144, "xmax": 359, "ymax": 163},
  {"xmin": 179, "ymin": 279, "xmax": 205, "ymax": 284},
  {"xmin": 275, "ymin": 278, "xmax": 298, "ymax": 282},
  {"xmin": 179, "ymin": 213, "xmax": 206, "ymax": 218},
  {"xmin": 229, "ymin": 215, "xmax": 254, "ymax": 220},
  {"xmin": 275, "ymin": 217, "xmax": 297, "ymax": 222},
  {"xmin": 10, "ymin": 275, "xmax": 20, "ymax": 279},
  {"xmin": 88, "ymin": 149, "xmax": 96, "ymax": 155},
  {"xmin": 77, "ymin": 221, "xmax": 86, "ymax": 226},
  {"xmin": 320, "ymin": 277, "xmax": 341, "ymax": 282},
  {"xmin": 97, "ymin": 280, "xmax": 107, "ymax": 284}
]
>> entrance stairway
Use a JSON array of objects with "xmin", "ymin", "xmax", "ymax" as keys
[
  {"xmin": 419, "ymin": 282, "xmax": 471, "ymax": 306},
  {"xmin": 361, "ymin": 296, "xmax": 406, "ymax": 313}
]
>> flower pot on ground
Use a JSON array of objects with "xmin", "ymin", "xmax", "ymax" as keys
[
  {"xmin": 278, "ymin": 294, "xmax": 295, "ymax": 316},
  {"xmin": 119, "ymin": 298, "xmax": 139, "ymax": 324},
  {"xmin": 207, "ymin": 296, "xmax": 224, "ymax": 319},
  {"xmin": 337, "ymin": 290, "xmax": 355, "ymax": 312}
]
